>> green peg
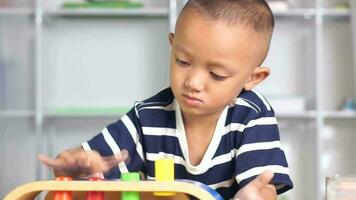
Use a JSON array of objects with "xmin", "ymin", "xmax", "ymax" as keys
[{"xmin": 121, "ymin": 172, "xmax": 140, "ymax": 200}]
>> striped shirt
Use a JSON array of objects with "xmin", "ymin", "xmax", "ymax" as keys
[{"xmin": 83, "ymin": 87, "xmax": 293, "ymax": 199}]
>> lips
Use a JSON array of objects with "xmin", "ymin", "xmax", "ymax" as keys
[{"xmin": 182, "ymin": 94, "xmax": 203, "ymax": 107}]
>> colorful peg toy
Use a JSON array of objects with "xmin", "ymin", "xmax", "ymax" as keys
[
  {"xmin": 154, "ymin": 158, "xmax": 175, "ymax": 196},
  {"xmin": 4, "ymin": 158, "xmax": 224, "ymax": 200},
  {"xmin": 53, "ymin": 177, "xmax": 73, "ymax": 200},
  {"xmin": 85, "ymin": 177, "xmax": 105, "ymax": 200},
  {"xmin": 121, "ymin": 172, "xmax": 141, "ymax": 200}
]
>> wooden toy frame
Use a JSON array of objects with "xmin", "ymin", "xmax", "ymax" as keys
[{"xmin": 4, "ymin": 180, "xmax": 224, "ymax": 200}]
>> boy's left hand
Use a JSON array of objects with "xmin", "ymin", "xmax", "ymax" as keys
[{"xmin": 234, "ymin": 170, "xmax": 277, "ymax": 200}]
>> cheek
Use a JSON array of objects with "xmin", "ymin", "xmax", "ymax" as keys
[
  {"xmin": 170, "ymin": 65, "xmax": 182, "ymax": 87},
  {"xmin": 172, "ymin": 63, "xmax": 186, "ymax": 78},
  {"xmin": 210, "ymin": 81, "xmax": 243, "ymax": 100}
]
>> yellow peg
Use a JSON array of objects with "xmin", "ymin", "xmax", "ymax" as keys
[{"xmin": 154, "ymin": 158, "xmax": 175, "ymax": 196}]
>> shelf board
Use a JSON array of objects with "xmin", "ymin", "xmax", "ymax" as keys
[
  {"xmin": 276, "ymin": 111, "xmax": 356, "ymax": 119},
  {"xmin": 0, "ymin": 7, "xmax": 33, "ymax": 16},
  {"xmin": 45, "ymin": 7, "xmax": 169, "ymax": 18},
  {"xmin": 321, "ymin": 9, "xmax": 350, "ymax": 17},
  {"xmin": 2, "ymin": 109, "xmax": 352, "ymax": 119},
  {"xmin": 46, "ymin": 106, "xmax": 130, "ymax": 118},
  {"xmin": 44, "ymin": 7, "xmax": 350, "ymax": 20},
  {"xmin": 321, "ymin": 8, "xmax": 350, "ymax": 20},
  {"xmin": 323, "ymin": 111, "xmax": 356, "ymax": 119},
  {"xmin": 0, "ymin": 109, "xmax": 35, "ymax": 117},
  {"xmin": 276, "ymin": 111, "xmax": 316, "ymax": 118},
  {"xmin": 273, "ymin": 8, "xmax": 316, "ymax": 19},
  {"xmin": 272, "ymin": 8, "xmax": 350, "ymax": 20}
]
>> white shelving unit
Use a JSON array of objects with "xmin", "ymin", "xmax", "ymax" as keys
[
  {"xmin": 45, "ymin": 7, "xmax": 169, "ymax": 17},
  {"xmin": 0, "ymin": 0, "xmax": 355, "ymax": 200},
  {"xmin": 0, "ymin": 7, "xmax": 33, "ymax": 15},
  {"xmin": 0, "ymin": 2, "xmax": 37, "ymax": 198}
]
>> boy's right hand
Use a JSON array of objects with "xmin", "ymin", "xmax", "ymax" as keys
[{"xmin": 38, "ymin": 148, "xmax": 129, "ymax": 179}]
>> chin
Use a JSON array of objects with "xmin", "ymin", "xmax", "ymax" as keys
[{"xmin": 179, "ymin": 104, "xmax": 207, "ymax": 116}]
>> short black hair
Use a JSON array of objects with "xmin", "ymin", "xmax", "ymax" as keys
[{"xmin": 182, "ymin": 0, "xmax": 274, "ymax": 33}]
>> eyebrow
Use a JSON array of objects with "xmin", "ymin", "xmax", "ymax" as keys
[{"xmin": 173, "ymin": 45, "xmax": 193, "ymax": 56}]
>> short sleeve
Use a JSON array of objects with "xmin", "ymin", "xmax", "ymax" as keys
[
  {"xmin": 82, "ymin": 107, "xmax": 146, "ymax": 179},
  {"xmin": 234, "ymin": 107, "xmax": 293, "ymax": 194}
]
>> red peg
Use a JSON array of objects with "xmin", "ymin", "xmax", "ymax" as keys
[
  {"xmin": 85, "ymin": 177, "xmax": 105, "ymax": 200},
  {"xmin": 53, "ymin": 177, "xmax": 73, "ymax": 200}
]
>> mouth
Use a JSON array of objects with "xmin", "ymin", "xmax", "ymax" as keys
[{"xmin": 182, "ymin": 94, "xmax": 203, "ymax": 107}]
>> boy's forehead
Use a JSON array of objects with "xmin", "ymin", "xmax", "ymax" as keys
[
  {"xmin": 176, "ymin": 10, "xmax": 267, "ymax": 48},
  {"xmin": 177, "ymin": 1, "xmax": 274, "ymax": 34},
  {"xmin": 176, "ymin": 8, "xmax": 269, "ymax": 40},
  {"xmin": 176, "ymin": 7, "xmax": 271, "ymax": 32},
  {"xmin": 174, "ymin": 9, "xmax": 270, "ymax": 67}
]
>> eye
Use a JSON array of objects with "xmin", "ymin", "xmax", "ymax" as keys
[
  {"xmin": 210, "ymin": 72, "xmax": 228, "ymax": 81},
  {"xmin": 175, "ymin": 58, "xmax": 190, "ymax": 66}
]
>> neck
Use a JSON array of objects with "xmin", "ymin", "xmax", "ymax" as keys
[{"xmin": 182, "ymin": 110, "xmax": 222, "ymax": 135}]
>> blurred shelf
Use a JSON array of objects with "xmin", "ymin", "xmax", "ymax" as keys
[
  {"xmin": 276, "ymin": 111, "xmax": 317, "ymax": 118},
  {"xmin": 0, "ymin": 7, "xmax": 33, "ymax": 16},
  {"xmin": 43, "ymin": 8, "xmax": 350, "ymax": 20},
  {"xmin": 273, "ymin": 8, "xmax": 316, "ymax": 19},
  {"xmin": 276, "ymin": 111, "xmax": 356, "ymax": 119},
  {"xmin": 323, "ymin": 111, "xmax": 356, "ymax": 119},
  {"xmin": 321, "ymin": 9, "xmax": 350, "ymax": 20},
  {"xmin": 45, "ymin": 7, "xmax": 169, "ymax": 18},
  {"xmin": 272, "ymin": 8, "xmax": 350, "ymax": 20},
  {"xmin": 4, "ymin": 109, "xmax": 352, "ymax": 119},
  {"xmin": 45, "ymin": 106, "xmax": 130, "ymax": 118},
  {"xmin": 0, "ymin": 110, "xmax": 35, "ymax": 117}
]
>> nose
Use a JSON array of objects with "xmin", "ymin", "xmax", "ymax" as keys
[{"xmin": 184, "ymin": 69, "xmax": 205, "ymax": 92}]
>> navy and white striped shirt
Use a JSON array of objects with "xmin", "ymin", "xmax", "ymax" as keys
[{"xmin": 83, "ymin": 87, "xmax": 293, "ymax": 199}]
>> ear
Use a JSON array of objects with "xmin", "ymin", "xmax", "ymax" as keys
[
  {"xmin": 244, "ymin": 67, "xmax": 270, "ymax": 91},
  {"xmin": 169, "ymin": 33, "xmax": 174, "ymax": 46}
]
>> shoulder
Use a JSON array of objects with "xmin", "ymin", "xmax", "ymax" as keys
[
  {"xmin": 135, "ymin": 87, "xmax": 175, "ymax": 111},
  {"xmin": 228, "ymin": 89, "xmax": 274, "ymax": 123},
  {"xmin": 237, "ymin": 89, "xmax": 273, "ymax": 114},
  {"xmin": 132, "ymin": 87, "xmax": 176, "ymax": 127}
]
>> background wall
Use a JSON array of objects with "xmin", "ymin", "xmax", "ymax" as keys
[{"xmin": 0, "ymin": 0, "xmax": 355, "ymax": 200}]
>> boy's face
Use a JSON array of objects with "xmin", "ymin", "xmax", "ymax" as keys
[{"xmin": 169, "ymin": 9, "xmax": 271, "ymax": 118}]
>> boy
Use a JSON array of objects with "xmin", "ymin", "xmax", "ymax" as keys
[{"xmin": 39, "ymin": 0, "xmax": 293, "ymax": 199}]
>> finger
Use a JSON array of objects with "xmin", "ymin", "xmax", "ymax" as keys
[
  {"xmin": 251, "ymin": 170, "xmax": 274, "ymax": 188},
  {"xmin": 117, "ymin": 149, "xmax": 129, "ymax": 161},
  {"xmin": 90, "ymin": 172, "xmax": 104, "ymax": 179},
  {"xmin": 87, "ymin": 153, "xmax": 104, "ymax": 174},
  {"xmin": 259, "ymin": 184, "xmax": 277, "ymax": 200},
  {"xmin": 265, "ymin": 184, "xmax": 276, "ymax": 191},
  {"xmin": 101, "ymin": 150, "xmax": 130, "ymax": 172},
  {"xmin": 38, "ymin": 154, "xmax": 64, "ymax": 169}
]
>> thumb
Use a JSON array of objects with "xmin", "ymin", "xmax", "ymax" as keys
[{"xmin": 251, "ymin": 170, "xmax": 274, "ymax": 188}]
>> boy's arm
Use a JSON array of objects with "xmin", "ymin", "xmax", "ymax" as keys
[
  {"xmin": 38, "ymin": 148, "xmax": 129, "ymax": 179},
  {"xmin": 233, "ymin": 94, "xmax": 293, "ymax": 195},
  {"xmin": 234, "ymin": 170, "xmax": 277, "ymax": 200}
]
